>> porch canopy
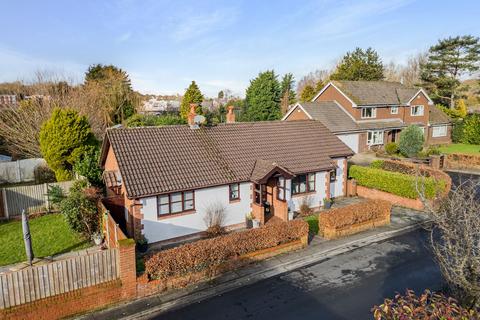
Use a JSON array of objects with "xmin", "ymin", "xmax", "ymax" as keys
[{"xmin": 250, "ymin": 159, "xmax": 295, "ymax": 184}]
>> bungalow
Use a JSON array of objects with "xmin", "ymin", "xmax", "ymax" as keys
[
  {"xmin": 100, "ymin": 106, "xmax": 354, "ymax": 245},
  {"xmin": 283, "ymin": 80, "xmax": 452, "ymax": 153}
]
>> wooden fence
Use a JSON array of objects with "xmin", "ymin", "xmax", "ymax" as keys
[
  {"xmin": 0, "ymin": 180, "xmax": 74, "ymax": 219},
  {"xmin": 0, "ymin": 248, "xmax": 119, "ymax": 309},
  {"xmin": 99, "ymin": 200, "xmax": 127, "ymax": 249}
]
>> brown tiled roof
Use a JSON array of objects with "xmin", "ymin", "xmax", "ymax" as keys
[
  {"xmin": 429, "ymin": 106, "xmax": 452, "ymax": 124},
  {"xmin": 103, "ymin": 171, "xmax": 121, "ymax": 188},
  {"xmin": 300, "ymin": 101, "xmax": 359, "ymax": 133},
  {"xmin": 332, "ymin": 80, "xmax": 421, "ymax": 105},
  {"xmin": 103, "ymin": 120, "xmax": 354, "ymax": 198},
  {"xmin": 250, "ymin": 159, "xmax": 295, "ymax": 184}
]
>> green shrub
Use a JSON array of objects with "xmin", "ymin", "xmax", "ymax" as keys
[
  {"xmin": 34, "ymin": 164, "xmax": 56, "ymax": 184},
  {"xmin": 399, "ymin": 125, "xmax": 424, "ymax": 157},
  {"xmin": 369, "ymin": 160, "xmax": 384, "ymax": 169},
  {"xmin": 59, "ymin": 180, "xmax": 100, "ymax": 238},
  {"xmin": 385, "ymin": 142, "xmax": 399, "ymax": 155},
  {"xmin": 304, "ymin": 215, "xmax": 319, "ymax": 235},
  {"xmin": 462, "ymin": 113, "xmax": 480, "ymax": 145},
  {"xmin": 348, "ymin": 165, "xmax": 445, "ymax": 199},
  {"xmin": 451, "ymin": 120, "xmax": 465, "ymax": 143},
  {"xmin": 425, "ymin": 145, "xmax": 441, "ymax": 156},
  {"xmin": 73, "ymin": 146, "xmax": 103, "ymax": 186}
]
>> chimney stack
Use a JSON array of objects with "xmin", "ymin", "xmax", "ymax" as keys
[
  {"xmin": 226, "ymin": 105, "xmax": 235, "ymax": 123},
  {"xmin": 188, "ymin": 103, "xmax": 197, "ymax": 126}
]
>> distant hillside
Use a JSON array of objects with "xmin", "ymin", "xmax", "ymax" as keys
[{"xmin": 462, "ymin": 79, "xmax": 480, "ymax": 111}]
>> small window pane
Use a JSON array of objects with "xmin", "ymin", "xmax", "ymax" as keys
[
  {"xmin": 159, "ymin": 195, "xmax": 169, "ymax": 204},
  {"xmin": 171, "ymin": 192, "xmax": 182, "ymax": 202},
  {"xmin": 184, "ymin": 191, "xmax": 193, "ymax": 200},
  {"xmin": 171, "ymin": 201, "xmax": 182, "ymax": 213},
  {"xmin": 184, "ymin": 199, "xmax": 194, "ymax": 210},
  {"xmin": 159, "ymin": 204, "xmax": 170, "ymax": 215}
]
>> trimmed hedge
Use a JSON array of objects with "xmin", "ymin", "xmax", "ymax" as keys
[
  {"xmin": 145, "ymin": 220, "xmax": 308, "ymax": 280},
  {"xmin": 319, "ymin": 199, "xmax": 391, "ymax": 230},
  {"xmin": 370, "ymin": 159, "xmax": 451, "ymax": 195},
  {"xmin": 349, "ymin": 165, "xmax": 445, "ymax": 199}
]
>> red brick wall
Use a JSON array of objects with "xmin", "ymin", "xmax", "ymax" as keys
[
  {"xmin": 426, "ymin": 125, "xmax": 452, "ymax": 145},
  {"xmin": 315, "ymin": 84, "xmax": 359, "ymax": 119},
  {"xmin": 284, "ymin": 105, "xmax": 310, "ymax": 121},
  {"xmin": 356, "ymin": 185, "xmax": 425, "ymax": 210}
]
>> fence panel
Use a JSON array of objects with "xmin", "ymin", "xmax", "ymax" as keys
[
  {"xmin": 3, "ymin": 181, "xmax": 74, "ymax": 218},
  {"xmin": 0, "ymin": 248, "xmax": 119, "ymax": 309}
]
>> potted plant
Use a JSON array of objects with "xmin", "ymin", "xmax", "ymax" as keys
[
  {"xmin": 323, "ymin": 197, "xmax": 333, "ymax": 209},
  {"xmin": 288, "ymin": 209, "xmax": 294, "ymax": 220},
  {"xmin": 245, "ymin": 212, "xmax": 254, "ymax": 229},
  {"xmin": 92, "ymin": 232, "xmax": 103, "ymax": 246},
  {"xmin": 136, "ymin": 235, "xmax": 149, "ymax": 253},
  {"xmin": 252, "ymin": 219, "xmax": 260, "ymax": 228}
]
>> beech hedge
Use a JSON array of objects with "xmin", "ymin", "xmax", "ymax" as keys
[
  {"xmin": 319, "ymin": 199, "xmax": 391, "ymax": 230},
  {"xmin": 145, "ymin": 220, "xmax": 308, "ymax": 280},
  {"xmin": 349, "ymin": 165, "xmax": 445, "ymax": 199}
]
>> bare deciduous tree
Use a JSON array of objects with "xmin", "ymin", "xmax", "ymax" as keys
[
  {"xmin": 418, "ymin": 179, "xmax": 480, "ymax": 308},
  {"xmin": 384, "ymin": 53, "xmax": 427, "ymax": 86}
]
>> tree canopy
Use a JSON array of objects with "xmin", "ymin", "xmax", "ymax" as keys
[
  {"xmin": 84, "ymin": 64, "xmax": 137, "ymax": 124},
  {"xmin": 421, "ymin": 35, "xmax": 480, "ymax": 108},
  {"xmin": 245, "ymin": 70, "xmax": 282, "ymax": 121},
  {"xmin": 180, "ymin": 81, "xmax": 204, "ymax": 120},
  {"xmin": 330, "ymin": 47, "xmax": 384, "ymax": 81},
  {"xmin": 125, "ymin": 114, "xmax": 185, "ymax": 127},
  {"xmin": 39, "ymin": 108, "xmax": 97, "ymax": 181},
  {"xmin": 300, "ymin": 85, "xmax": 316, "ymax": 102}
]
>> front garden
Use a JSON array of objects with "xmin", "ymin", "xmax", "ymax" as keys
[
  {"xmin": 439, "ymin": 143, "xmax": 480, "ymax": 155},
  {"xmin": 0, "ymin": 214, "xmax": 91, "ymax": 266}
]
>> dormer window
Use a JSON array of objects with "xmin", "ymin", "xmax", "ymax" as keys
[
  {"xmin": 390, "ymin": 106, "xmax": 398, "ymax": 114},
  {"xmin": 411, "ymin": 105, "xmax": 424, "ymax": 116},
  {"xmin": 361, "ymin": 107, "xmax": 376, "ymax": 119}
]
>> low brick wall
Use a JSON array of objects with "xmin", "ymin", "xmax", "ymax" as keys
[
  {"xmin": 356, "ymin": 185, "xmax": 424, "ymax": 210},
  {"xmin": 137, "ymin": 234, "xmax": 308, "ymax": 298},
  {"xmin": 322, "ymin": 216, "xmax": 390, "ymax": 240},
  {"xmin": 444, "ymin": 153, "xmax": 480, "ymax": 171}
]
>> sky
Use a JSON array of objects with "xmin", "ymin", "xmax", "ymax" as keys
[{"xmin": 0, "ymin": 0, "xmax": 478, "ymax": 97}]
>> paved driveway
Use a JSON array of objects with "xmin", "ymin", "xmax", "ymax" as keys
[{"xmin": 155, "ymin": 229, "xmax": 442, "ymax": 320}]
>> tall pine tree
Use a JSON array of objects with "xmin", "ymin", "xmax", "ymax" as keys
[
  {"xmin": 245, "ymin": 70, "xmax": 281, "ymax": 121},
  {"xmin": 180, "ymin": 81, "xmax": 204, "ymax": 120},
  {"xmin": 330, "ymin": 47, "xmax": 384, "ymax": 81},
  {"xmin": 421, "ymin": 35, "xmax": 480, "ymax": 108},
  {"xmin": 300, "ymin": 85, "xmax": 316, "ymax": 102}
]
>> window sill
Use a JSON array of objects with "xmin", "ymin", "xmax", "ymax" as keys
[
  {"xmin": 158, "ymin": 210, "xmax": 196, "ymax": 220},
  {"xmin": 229, "ymin": 198, "xmax": 241, "ymax": 204},
  {"xmin": 291, "ymin": 191, "xmax": 316, "ymax": 198}
]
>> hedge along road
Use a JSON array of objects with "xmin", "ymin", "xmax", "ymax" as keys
[{"xmin": 151, "ymin": 229, "xmax": 442, "ymax": 320}]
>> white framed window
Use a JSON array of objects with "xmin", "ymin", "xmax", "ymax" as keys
[
  {"xmin": 390, "ymin": 106, "xmax": 398, "ymax": 114},
  {"xmin": 367, "ymin": 131, "xmax": 384, "ymax": 146},
  {"xmin": 361, "ymin": 107, "xmax": 376, "ymax": 119},
  {"xmin": 432, "ymin": 125, "xmax": 447, "ymax": 137},
  {"xmin": 411, "ymin": 105, "xmax": 424, "ymax": 116}
]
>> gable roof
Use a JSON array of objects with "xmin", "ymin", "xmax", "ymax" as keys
[
  {"xmin": 330, "ymin": 80, "xmax": 425, "ymax": 106},
  {"xmin": 298, "ymin": 101, "xmax": 359, "ymax": 133},
  {"xmin": 101, "ymin": 120, "xmax": 354, "ymax": 198},
  {"xmin": 429, "ymin": 106, "xmax": 452, "ymax": 124}
]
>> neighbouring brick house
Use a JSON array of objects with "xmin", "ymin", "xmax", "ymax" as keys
[
  {"xmin": 100, "ymin": 106, "xmax": 353, "ymax": 245},
  {"xmin": 283, "ymin": 80, "xmax": 452, "ymax": 153}
]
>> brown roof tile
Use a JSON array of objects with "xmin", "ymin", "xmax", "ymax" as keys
[
  {"xmin": 300, "ymin": 101, "xmax": 359, "ymax": 133},
  {"xmin": 103, "ymin": 120, "xmax": 354, "ymax": 198},
  {"xmin": 332, "ymin": 80, "xmax": 421, "ymax": 105},
  {"xmin": 429, "ymin": 106, "xmax": 452, "ymax": 124}
]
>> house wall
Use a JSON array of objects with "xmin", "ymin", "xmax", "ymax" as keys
[
  {"xmin": 403, "ymin": 92, "xmax": 430, "ymax": 125},
  {"xmin": 337, "ymin": 134, "xmax": 359, "ymax": 153},
  {"xmin": 426, "ymin": 124, "xmax": 452, "ymax": 145},
  {"xmin": 314, "ymin": 84, "xmax": 359, "ymax": 119},
  {"xmin": 140, "ymin": 182, "xmax": 251, "ymax": 243},
  {"xmin": 287, "ymin": 171, "xmax": 327, "ymax": 212},
  {"xmin": 284, "ymin": 105, "xmax": 310, "ymax": 120}
]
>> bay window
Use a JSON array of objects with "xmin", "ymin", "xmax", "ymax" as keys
[
  {"xmin": 367, "ymin": 130, "xmax": 384, "ymax": 146},
  {"xmin": 158, "ymin": 190, "xmax": 195, "ymax": 217},
  {"xmin": 291, "ymin": 173, "xmax": 315, "ymax": 195},
  {"xmin": 277, "ymin": 177, "xmax": 286, "ymax": 201}
]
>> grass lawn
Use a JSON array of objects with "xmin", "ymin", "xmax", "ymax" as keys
[
  {"xmin": 304, "ymin": 214, "xmax": 319, "ymax": 235},
  {"xmin": 439, "ymin": 143, "xmax": 480, "ymax": 155},
  {"xmin": 0, "ymin": 214, "xmax": 91, "ymax": 266}
]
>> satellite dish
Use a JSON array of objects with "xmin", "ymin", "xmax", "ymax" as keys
[{"xmin": 193, "ymin": 115, "xmax": 206, "ymax": 124}]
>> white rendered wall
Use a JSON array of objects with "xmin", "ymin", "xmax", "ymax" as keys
[
  {"xmin": 337, "ymin": 133, "xmax": 359, "ymax": 154},
  {"xmin": 141, "ymin": 182, "xmax": 251, "ymax": 243},
  {"xmin": 287, "ymin": 171, "xmax": 327, "ymax": 212}
]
